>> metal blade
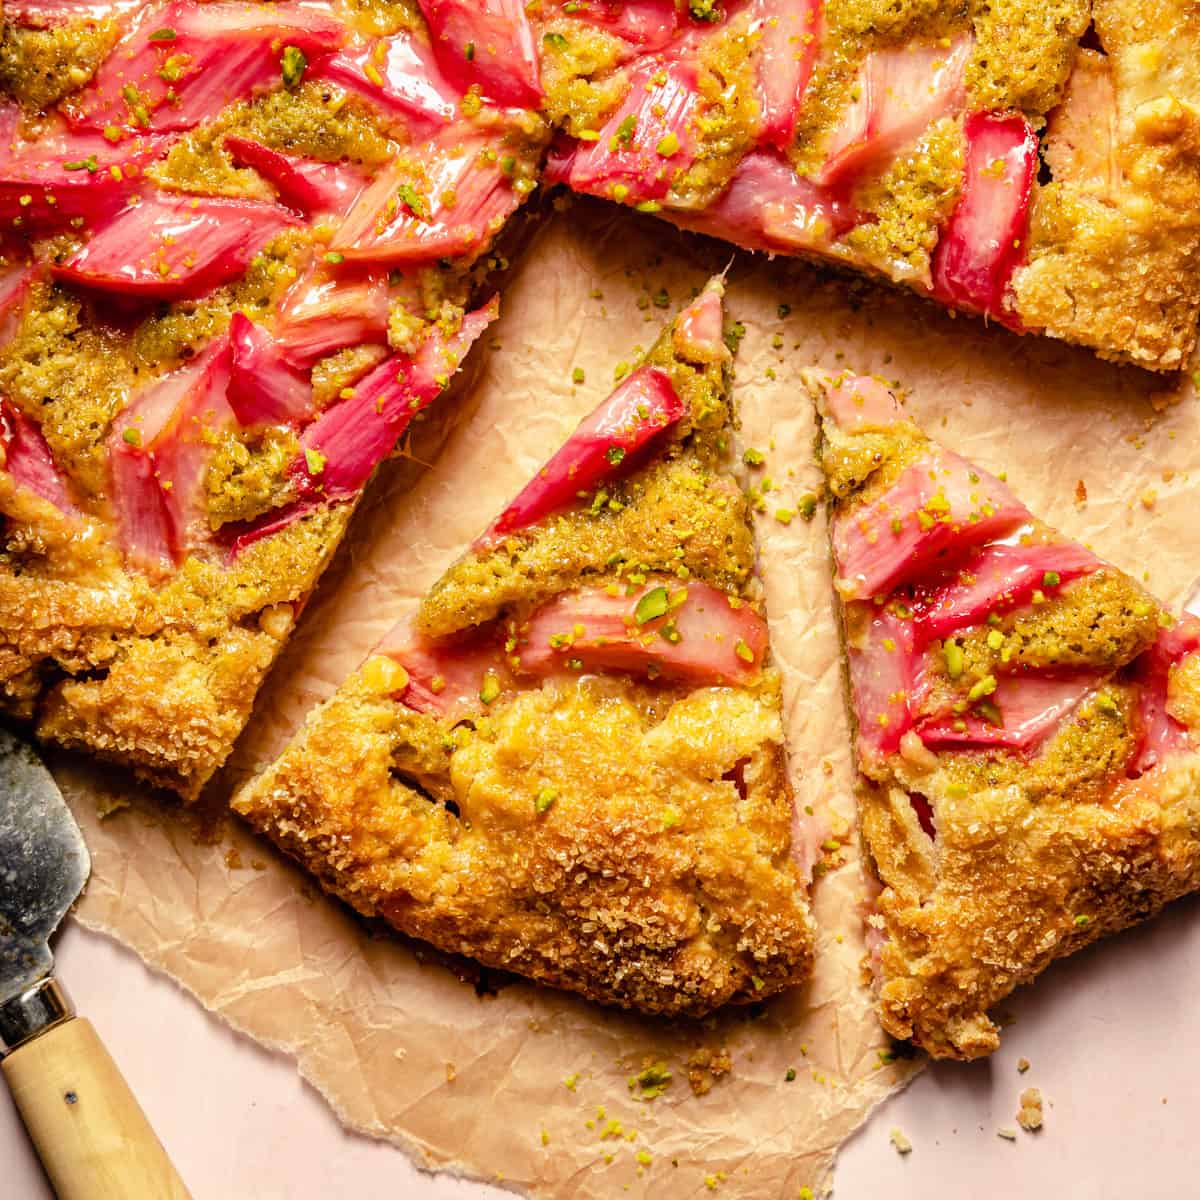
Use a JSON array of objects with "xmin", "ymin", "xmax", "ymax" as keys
[{"xmin": 0, "ymin": 728, "xmax": 90, "ymax": 1005}]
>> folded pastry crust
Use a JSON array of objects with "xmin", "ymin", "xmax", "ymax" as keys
[
  {"xmin": 809, "ymin": 369, "xmax": 1200, "ymax": 1058},
  {"xmin": 235, "ymin": 286, "xmax": 816, "ymax": 1014}
]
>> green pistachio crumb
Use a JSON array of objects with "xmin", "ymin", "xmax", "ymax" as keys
[
  {"xmin": 635, "ymin": 585, "xmax": 670, "ymax": 624},
  {"xmin": 943, "ymin": 640, "xmax": 964, "ymax": 679},
  {"xmin": 535, "ymin": 787, "xmax": 558, "ymax": 814},
  {"xmin": 479, "ymin": 671, "xmax": 502, "ymax": 705},
  {"xmin": 785, "ymin": 1067, "xmax": 796, "ymax": 1082},
  {"xmin": 572, "ymin": 366, "xmax": 586, "ymax": 385},
  {"xmin": 281, "ymin": 45, "xmax": 307, "ymax": 89},
  {"xmin": 304, "ymin": 447, "xmax": 326, "ymax": 476}
]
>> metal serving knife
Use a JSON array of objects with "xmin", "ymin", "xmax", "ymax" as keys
[{"xmin": 0, "ymin": 727, "xmax": 191, "ymax": 1200}]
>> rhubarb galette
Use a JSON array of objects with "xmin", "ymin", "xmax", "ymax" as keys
[
  {"xmin": 0, "ymin": 0, "xmax": 547, "ymax": 796},
  {"xmin": 233, "ymin": 282, "xmax": 817, "ymax": 1014},
  {"xmin": 542, "ymin": 0, "xmax": 1200, "ymax": 369},
  {"xmin": 809, "ymin": 369, "xmax": 1200, "ymax": 1059}
]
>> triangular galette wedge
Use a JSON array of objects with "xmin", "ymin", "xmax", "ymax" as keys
[
  {"xmin": 234, "ymin": 282, "xmax": 816, "ymax": 1015},
  {"xmin": 807, "ymin": 369, "xmax": 1200, "ymax": 1060}
]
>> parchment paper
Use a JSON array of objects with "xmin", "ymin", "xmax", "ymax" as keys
[{"xmin": 57, "ymin": 197, "xmax": 1198, "ymax": 1197}]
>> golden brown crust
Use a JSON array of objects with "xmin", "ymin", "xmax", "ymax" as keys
[
  {"xmin": 867, "ymin": 754, "xmax": 1200, "ymax": 1058},
  {"xmin": 1011, "ymin": 3, "xmax": 1200, "ymax": 369},
  {"xmin": 0, "ymin": 506, "xmax": 348, "ymax": 799},
  {"xmin": 234, "ymin": 667, "xmax": 815, "ymax": 1015},
  {"xmin": 812, "ymin": 371, "xmax": 1200, "ymax": 1058}
]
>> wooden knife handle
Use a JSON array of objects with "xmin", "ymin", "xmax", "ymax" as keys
[{"xmin": 2, "ymin": 1017, "xmax": 192, "ymax": 1200}]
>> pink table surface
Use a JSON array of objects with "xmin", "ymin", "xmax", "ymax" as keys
[{"xmin": 4, "ymin": 903, "xmax": 1198, "ymax": 1199}]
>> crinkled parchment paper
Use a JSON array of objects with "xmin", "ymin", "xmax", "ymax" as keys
[{"xmin": 57, "ymin": 197, "xmax": 1199, "ymax": 1197}]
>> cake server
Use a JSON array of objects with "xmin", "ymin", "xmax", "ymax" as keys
[{"xmin": 0, "ymin": 727, "xmax": 191, "ymax": 1199}]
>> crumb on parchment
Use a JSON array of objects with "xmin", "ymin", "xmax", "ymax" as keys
[
  {"xmin": 686, "ymin": 1045, "xmax": 732, "ymax": 1096},
  {"xmin": 889, "ymin": 1128, "xmax": 913, "ymax": 1155},
  {"xmin": 1017, "ymin": 1057, "xmax": 1031, "ymax": 1074},
  {"xmin": 1017, "ymin": 1087, "xmax": 1044, "ymax": 1132},
  {"xmin": 997, "ymin": 1128, "xmax": 1019, "ymax": 1141},
  {"xmin": 629, "ymin": 1060, "xmax": 672, "ymax": 1101}
]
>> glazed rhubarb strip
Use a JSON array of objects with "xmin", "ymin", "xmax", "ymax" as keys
[
  {"xmin": 550, "ymin": 0, "xmax": 682, "ymax": 53},
  {"xmin": 917, "ymin": 673, "xmax": 1102, "ymax": 751},
  {"xmin": 417, "ymin": 0, "xmax": 542, "ymax": 109},
  {"xmin": 669, "ymin": 150, "xmax": 858, "ymax": 254},
  {"xmin": 272, "ymin": 266, "xmax": 390, "ymax": 367},
  {"xmin": 930, "ymin": 110, "xmax": 1040, "ymax": 324},
  {"xmin": 0, "ymin": 265, "xmax": 36, "ymax": 348},
  {"xmin": 481, "ymin": 364, "xmax": 685, "ymax": 543},
  {"xmin": 547, "ymin": 58, "xmax": 702, "ymax": 205},
  {"xmin": 223, "ymin": 136, "xmax": 369, "ymax": 219},
  {"xmin": 832, "ymin": 451, "xmax": 1030, "ymax": 601},
  {"xmin": 292, "ymin": 297, "xmax": 500, "ymax": 501},
  {"xmin": 108, "ymin": 336, "xmax": 234, "ymax": 567},
  {"xmin": 330, "ymin": 127, "xmax": 524, "ymax": 264},
  {"xmin": 66, "ymin": 0, "xmax": 345, "ymax": 134},
  {"xmin": 226, "ymin": 312, "xmax": 312, "ymax": 426},
  {"xmin": 314, "ymin": 32, "xmax": 460, "ymax": 131},
  {"xmin": 1127, "ymin": 621, "xmax": 1200, "ymax": 776},
  {"xmin": 813, "ymin": 35, "xmax": 970, "ymax": 188},
  {"xmin": 911, "ymin": 540, "xmax": 1100, "ymax": 643},
  {"xmin": 0, "ymin": 122, "xmax": 167, "ymax": 233},
  {"xmin": 519, "ymin": 579, "xmax": 768, "ymax": 685},
  {"xmin": 380, "ymin": 621, "xmax": 511, "ymax": 716},
  {"xmin": 54, "ymin": 191, "xmax": 299, "ymax": 300},
  {"xmin": 753, "ymin": 0, "xmax": 823, "ymax": 151},
  {"xmin": 846, "ymin": 604, "xmax": 916, "ymax": 760},
  {"xmin": 0, "ymin": 400, "xmax": 79, "ymax": 516}
]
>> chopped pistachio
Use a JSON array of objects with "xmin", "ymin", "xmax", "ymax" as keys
[
  {"xmin": 479, "ymin": 671, "xmax": 501, "ymax": 705},
  {"xmin": 943, "ymin": 640, "xmax": 964, "ymax": 679},
  {"xmin": 967, "ymin": 674, "xmax": 997, "ymax": 702},
  {"xmin": 280, "ymin": 45, "xmax": 307, "ymax": 88},
  {"xmin": 572, "ymin": 366, "xmax": 586, "ymax": 385},
  {"xmin": 304, "ymin": 447, "xmax": 326, "ymax": 476},
  {"xmin": 535, "ymin": 787, "xmax": 558, "ymax": 814},
  {"xmin": 635, "ymin": 585, "xmax": 670, "ymax": 624}
]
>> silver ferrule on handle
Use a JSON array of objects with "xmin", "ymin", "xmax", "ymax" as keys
[{"xmin": 0, "ymin": 977, "xmax": 73, "ymax": 1056}]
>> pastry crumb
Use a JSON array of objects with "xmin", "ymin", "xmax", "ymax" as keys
[
  {"xmin": 445, "ymin": 1062, "xmax": 457, "ymax": 1083},
  {"xmin": 1017, "ymin": 1057, "xmax": 1030, "ymax": 1073},
  {"xmin": 997, "ymin": 1127, "xmax": 1019, "ymax": 1141},
  {"xmin": 686, "ymin": 1045, "xmax": 731, "ymax": 1096},
  {"xmin": 889, "ymin": 1128, "xmax": 912, "ymax": 1155},
  {"xmin": 1075, "ymin": 479, "xmax": 1088, "ymax": 504},
  {"xmin": 1017, "ymin": 1087, "xmax": 1044, "ymax": 1132}
]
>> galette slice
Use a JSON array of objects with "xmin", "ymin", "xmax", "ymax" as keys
[
  {"xmin": 233, "ymin": 281, "xmax": 817, "ymax": 1015},
  {"xmin": 808, "ymin": 368, "xmax": 1200, "ymax": 1060}
]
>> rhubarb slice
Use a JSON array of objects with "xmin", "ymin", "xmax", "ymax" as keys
[
  {"xmin": 417, "ymin": 0, "xmax": 542, "ymax": 109},
  {"xmin": 831, "ymin": 452, "xmax": 1030, "ymax": 601},
  {"xmin": 669, "ymin": 150, "xmax": 858, "ymax": 253},
  {"xmin": 223, "ymin": 136, "xmax": 369, "ymax": 219},
  {"xmin": 226, "ymin": 312, "xmax": 312, "ymax": 426},
  {"xmin": 930, "ymin": 110, "xmax": 1040, "ymax": 324},
  {"xmin": 330, "ymin": 125, "xmax": 525, "ymax": 264},
  {"xmin": 518, "ymin": 579, "xmax": 768, "ymax": 685},
  {"xmin": 293, "ymin": 297, "xmax": 499, "ymax": 502},
  {"xmin": 273, "ymin": 266, "xmax": 390, "ymax": 367},
  {"xmin": 481, "ymin": 364, "xmax": 685, "ymax": 543},
  {"xmin": 813, "ymin": 36, "xmax": 970, "ymax": 188},
  {"xmin": 54, "ymin": 191, "xmax": 298, "ymax": 300},
  {"xmin": 66, "ymin": 0, "xmax": 345, "ymax": 134},
  {"xmin": 550, "ymin": 58, "xmax": 702, "ymax": 205},
  {"xmin": 0, "ymin": 400, "xmax": 79, "ymax": 516},
  {"xmin": 753, "ymin": 0, "xmax": 823, "ymax": 151},
  {"xmin": 314, "ymin": 32, "xmax": 461, "ymax": 131},
  {"xmin": 0, "ymin": 122, "xmax": 167, "ymax": 233}
]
